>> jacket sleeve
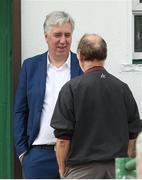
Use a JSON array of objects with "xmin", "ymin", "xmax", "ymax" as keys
[
  {"xmin": 124, "ymin": 84, "xmax": 141, "ymax": 138},
  {"xmin": 51, "ymin": 83, "xmax": 75, "ymax": 139},
  {"xmin": 14, "ymin": 61, "xmax": 29, "ymax": 157}
]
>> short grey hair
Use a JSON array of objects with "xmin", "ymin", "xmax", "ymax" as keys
[{"xmin": 43, "ymin": 11, "xmax": 75, "ymax": 33}]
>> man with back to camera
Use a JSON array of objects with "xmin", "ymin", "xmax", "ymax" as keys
[
  {"xmin": 13, "ymin": 11, "xmax": 83, "ymax": 179},
  {"xmin": 51, "ymin": 33, "xmax": 141, "ymax": 179}
]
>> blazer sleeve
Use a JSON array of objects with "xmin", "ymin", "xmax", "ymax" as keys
[
  {"xmin": 51, "ymin": 83, "xmax": 75, "ymax": 139},
  {"xmin": 14, "ymin": 61, "xmax": 29, "ymax": 157}
]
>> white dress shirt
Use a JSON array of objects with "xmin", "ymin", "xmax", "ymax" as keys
[{"xmin": 33, "ymin": 53, "xmax": 71, "ymax": 145}]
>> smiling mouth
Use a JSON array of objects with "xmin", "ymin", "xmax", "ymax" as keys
[
  {"xmin": 58, "ymin": 46, "xmax": 66, "ymax": 49},
  {"xmin": 57, "ymin": 47, "xmax": 67, "ymax": 52}
]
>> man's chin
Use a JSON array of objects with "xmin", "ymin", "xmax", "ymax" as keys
[
  {"xmin": 57, "ymin": 51, "xmax": 68, "ymax": 56},
  {"xmin": 57, "ymin": 49, "xmax": 67, "ymax": 53}
]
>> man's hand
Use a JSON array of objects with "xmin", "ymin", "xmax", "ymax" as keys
[
  {"xmin": 56, "ymin": 139, "xmax": 70, "ymax": 177},
  {"xmin": 128, "ymin": 139, "xmax": 136, "ymax": 157},
  {"xmin": 19, "ymin": 154, "xmax": 24, "ymax": 164},
  {"xmin": 19, "ymin": 151, "xmax": 27, "ymax": 164}
]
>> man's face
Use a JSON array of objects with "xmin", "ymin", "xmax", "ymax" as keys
[{"xmin": 45, "ymin": 22, "xmax": 72, "ymax": 61}]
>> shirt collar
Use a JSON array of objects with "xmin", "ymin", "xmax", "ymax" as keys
[{"xmin": 47, "ymin": 52, "xmax": 71, "ymax": 69}]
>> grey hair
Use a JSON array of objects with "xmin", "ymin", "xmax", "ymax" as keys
[{"xmin": 43, "ymin": 11, "xmax": 75, "ymax": 33}]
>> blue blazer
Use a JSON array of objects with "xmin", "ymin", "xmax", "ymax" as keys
[{"xmin": 14, "ymin": 51, "xmax": 83, "ymax": 157}]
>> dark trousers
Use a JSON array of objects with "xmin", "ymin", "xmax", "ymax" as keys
[{"xmin": 22, "ymin": 146, "xmax": 60, "ymax": 179}]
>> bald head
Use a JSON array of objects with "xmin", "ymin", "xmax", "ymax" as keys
[{"xmin": 77, "ymin": 34, "xmax": 107, "ymax": 61}]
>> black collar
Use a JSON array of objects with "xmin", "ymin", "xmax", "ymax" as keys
[{"xmin": 85, "ymin": 66, "xmax": 105, "ymax": 73}]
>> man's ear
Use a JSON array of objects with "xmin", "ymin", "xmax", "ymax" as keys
[
  {"xmin": 77, "ymin": 52, "xmax": 84, "ymax": 62},
  {"xmin": 77, "ymin": 52, "xmax": 85, "ymax": 72},
  {"xmin": 44, "ymin": 33, "xmax": 48, "ymax": 43},
  {"xmin": 44, "ymin": 33, "xmax": 47, "ymax": 38}
]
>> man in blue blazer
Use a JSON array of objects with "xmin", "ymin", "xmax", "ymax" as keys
[{"xmin": 14, "ymin": 11, "xmax": 83, "ymax": 179}]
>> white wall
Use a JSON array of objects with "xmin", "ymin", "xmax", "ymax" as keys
[{"xmin": 21, "ymin": 0, "xmax": 142, "ymax": 118}]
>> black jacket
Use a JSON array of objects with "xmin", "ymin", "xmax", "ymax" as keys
[{"xmin": 51, "ymin": 67, "xmax": 141, "ymax": 166}]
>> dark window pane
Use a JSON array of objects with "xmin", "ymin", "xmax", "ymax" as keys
[
  {"xmin": 140, "ymin": 0, "xmax": 142, "ymax": 3},
  {"xmin": 134, "ymin": 16, "xmax": 142, "ymax": 52}
]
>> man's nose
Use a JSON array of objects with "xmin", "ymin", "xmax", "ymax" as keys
[{"xmin": 60, "ymin": 35, "xmax": 66, "ymax": 43}]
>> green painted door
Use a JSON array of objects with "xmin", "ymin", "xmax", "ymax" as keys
[{"xmin": 0, "ymin": 0, "xmax": 13, "ymax": 178}]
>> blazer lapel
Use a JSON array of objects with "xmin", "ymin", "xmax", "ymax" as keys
[
  {"xmin": 70, "ymin": 52, "xmax": 80, "ymax": 79},
  {"xmin": 30, "ymin": 52, "xmax": 47, "ymax": 145},
  {"xmin": 39, "ymin": 52, "xmax": 47, "ymax": 110}
]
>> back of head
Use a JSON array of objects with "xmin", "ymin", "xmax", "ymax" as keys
[
  {"xmin": 43, "ymin": 11, "xmax": 75, "ymax": 33},
  {"xmin": 77, "ymin": 34, "xmax": 107, "ymax": 61}
]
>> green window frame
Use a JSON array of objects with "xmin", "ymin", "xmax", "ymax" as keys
[{"xmin": 132, "ymin": 0, "xmax": 142, "ymax": 64}]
